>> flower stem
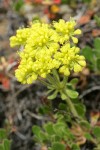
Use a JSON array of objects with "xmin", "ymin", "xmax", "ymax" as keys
[
  {"xmin": 63, "ymin": 91, "xmax": 79, "ymax": 119},
  {"xmin": 38, "ymin": 78, "xmax": 50, "ymax": 86}
]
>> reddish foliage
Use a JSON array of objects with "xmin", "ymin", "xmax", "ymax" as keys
[
  {"xmin": 53, "ymin": 0, "xmax": 61, "ymax": 4},
  {"xmin": 0, "ymin": 73, "xmax": 10, "ymax": 90},
  {"xmin": 86, "ymin": 10, "xmax": 95, "ymax": 18},
  {"xmin": 78, "ymin": 9, "xmax": 94, "ymax": 25},
  {"xmin": 44, "ymin": 8, "xmax": 49, "ymax": 14},
  {"xmin": 92, "ymin": 29, "xmax": 100, "ymax": 37},
  {"xmin": 90, "ymin": 111, "xmax": 100, "ymax": 126},
  {"xmin": 25, "ymin": 0, "xmax": 61, "ymax": 4},
  {"xmin": 47, "ymin": 13, "xmax": 56, "ymax": 19},
  {"xmin": 34, "ymin": 0, "xmax": 42, "ymax": 3},
  {"xmin": 25, "ymin": 0, "xmax": 42, "ymax": 3},
  {"xmin": 78, "ymin": 15, "xmax": 90, "ymax": 25}
]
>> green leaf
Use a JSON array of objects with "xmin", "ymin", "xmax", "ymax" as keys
[
  {"xmin": 54, "ymin": 135, "xmax": 61, "ymax": 142},
  {"xmin": 62, "ymin": 0, "xmax": 69, "ymax": 4},
  {"xmin": 3, "ymin": 139, "xmax": 11, "ymax": 150},
  {"xmin": 0, "ymin": 145, "xmax": 4, "ymax": 150},
  {"xmin": 60, "ymin": 92, "xmax": 66, "ymax": 100},
  {"xmin": 32, "ymin": 126, "xmax": 42, "ymax": 139},
  {"xmin": 39, "ymin": 132, "xmax": 47, "ymax": 142},
  {"xmin": 39, "ymin": 106, "xmax": 50, "ymax": 115},
  {"xmin": 53, "ymin": 122, "xmax": 66, "ymax": 137},
  {"xmin": 44, "ymin": 122, "xmax": 54, "ymax": 135},
  {"xmin": 74, "ymin": 103, "xmax": 86, "ymax": 117},
  {"xmin": 94, "ymin": 50, "xmax": 100, "ymax": 57},
  {"xmin": 94, "ymin": 38, "xmax": 100, "ymax": 50},
  {"xmin": 47, "ymin": 89, "xmax": 54, "ymax": 95},
  {"xmin": 47, "ymin": 85, "xmax": 55, "ymax": 90},
  {"xmin": 32, "ymin": 126, "xmax": 46, "ymax": 142},
  {"xmin": 94, "ymin": 143, "xmax": 100, "ymax": 150},
  {"xmin": 32, "ymin": 126, "xmax": 41, "ymax": 135},
  {"xmin": 66, "ymin": 89, "xmax": 79, "ymax": 99},
  {"xmin": 0, "ymin": 129, "xmax": 7, "ymax": 140},
  {"xmin": 70, "ymin": 78, "xmax": 78, "ymax": 86},
  {"xmin": 13, "ymin": 0, "xmax": 24, "ymax": 11},
  {"xmin": 93, "ymin": 126, "xmax": 100, "ymax": 138},
  {"xmin": 56, "ymin": 114, "xmax": 64, "ymax": 121},
  {"xmin": 96, "ymin": 58, "xmax": 100, "ymax": 70},
  {"xmin": 48, "ymin": 148, "xmax": 52, "ymax": 150},
  {"xmin": 84, "ymin": 133, "xmax": 93, "ymax": 140},
  {"xmin": 82, "ymin": 46, "xmax": 94, "ymax": 62},
  {"xmin": 47, "ymin": 75, "xmax": 56, "ymax": 85},
  {"xmin": 71, "ymin": 144, "xmax": 80, "ymax": 150},
  {"xmin": 80, "ymin": 121, "xmax": 91, "ymax": 130},
  {"xmin": 58, "ymin": 103, "xmax": 67, "ymax": 110},
  {"xmin": 94, "ymin": 15, "xmax": 100, "ymax": 27},
  {"xmin": 83, "ymin": 0, "xmax": 91, "ymax": 3},
  {"xmin": 52, "ymin": 69, "xmax": 60, "ymax": 82},
  {"xmin": 48, "ymin": 90, "xmax": 58, "ymax": 100},
  {"xmin": 52, "ymin": 142, "xmax": 66, "ymax": 150}
]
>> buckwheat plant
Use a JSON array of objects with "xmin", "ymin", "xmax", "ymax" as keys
[{"xmin": 10, "ymin": 19, "xmax": 100, "ymax": 150}]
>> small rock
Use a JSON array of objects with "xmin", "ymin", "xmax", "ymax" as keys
[{"xmin": 59, "ymin": 4, "xmax": 72, "ymax": 14}]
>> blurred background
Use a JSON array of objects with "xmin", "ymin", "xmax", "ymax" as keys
[{"xmin": 0, "ymin": 0, "xmax": 100, "ymax": 150}]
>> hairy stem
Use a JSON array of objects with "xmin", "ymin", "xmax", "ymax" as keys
[
  {"xmin": 63, "ymin": 91, "xmax": 79, "ymax": 119},
  {"xmin": 38, "ymin": 78, "xmax": 50, "ymax": 86}
]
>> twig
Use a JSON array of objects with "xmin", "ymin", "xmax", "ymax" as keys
[
  {"xmin": 79, "ymin": 86, "xmax": 100, "ymax": 99},
  {"xmin": 15, "ymin": 131, "xmax": 27, "ymax": 140},
  {"xmin": 25, "ymin": 110, "xmax": 50, "ymax": 121},
  {"xmin": 6, "ymin": 61, "xmax": 17, "ymax": 72},
  {"xmin": 12, "ymin": 84, "xmax": 32, "ymax": 98}
]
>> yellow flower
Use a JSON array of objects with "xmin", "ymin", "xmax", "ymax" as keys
[
  {"xmin": 72, "ymin": 37, "xmax": 78, "ymax": 44},
  {"xmin": 74, "ymin": 29, "xmax": 82, "ymax": 35},
  {"xmin": 74, "ymin": 64, "xmax": 82, "ymax": 72},
  {"xmin": 10, "ymin": 28, "xmax": 30, "ymax": 47},
  {"xmin": 10, "ymin": 19, "xmax": 86, "ymax": 84}
]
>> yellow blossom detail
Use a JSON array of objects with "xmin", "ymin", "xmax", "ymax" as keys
[
  {"xmin": 74, "ymin": 29, "xmax": 82, "ymax": 35},
  {"xmin": 10, "ymin": 19, "xmax": 86, "ymax": 84}
]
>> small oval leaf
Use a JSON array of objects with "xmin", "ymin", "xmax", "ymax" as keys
[
  {"xmin": 52, "ymin": 142, "xmax": 66, "ymax": 150},
  {"xmin": 66, "ymin": 89, "xmax": 79, "ymax": 99},
  {"xmin": 48, "ymin": 90, "xmax": 58, "ymax": 100}
]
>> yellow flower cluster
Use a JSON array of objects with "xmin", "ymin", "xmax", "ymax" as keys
[{"xmin": 10, "ymin": 19, "xmax": 86, "ymax": 84}]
